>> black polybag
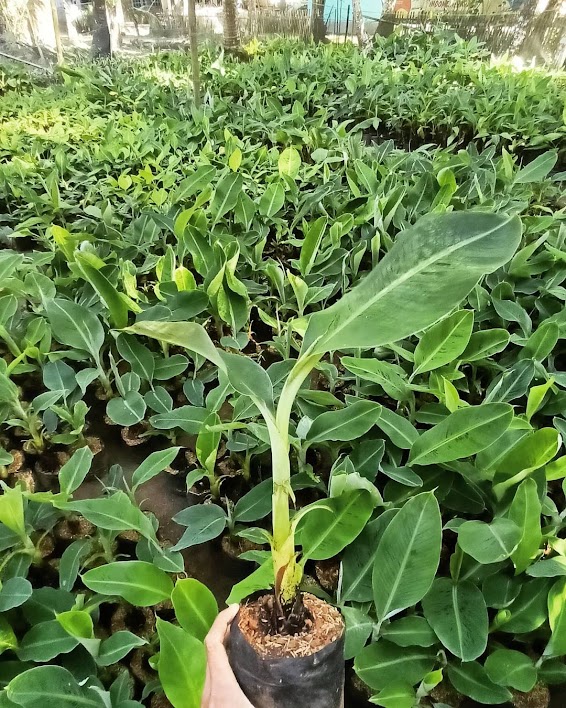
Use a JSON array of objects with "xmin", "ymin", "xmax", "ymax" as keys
[{"xmin": 228, "ymin": 614, "xmax": 345, "ymax": 708}]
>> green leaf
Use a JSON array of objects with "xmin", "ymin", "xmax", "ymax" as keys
[
  {"xmin": 306, "ymin": 400, "xmax": 381, "ymax": 443},
  {"xmin": 171, "ymin": 578, "xmax": 218, "ymax": 642},
  {"xmin": 116, "ymin": 333, "xmax": 155, "ymax": 381},
  {"xmin": 381, "ymin": 616, "xmax": 437, "ymax": 648},
  {"xmin": 210, "ymin": 173, "xmax": 243, "ymax": 222},
  {"xmin": 278, "ymin": 147, "xmax": 301, "ymax": 179},
  {"xmin": 447, "ymin": 662, "xmax": 512, "ymax": 704},
  {"xmin": 229, "ymin": 147, "xmax": 242, "ymax": 171},
  {"xmin": 0, "ymin": 617, "xmax": 17, "ymax": 655},
  {"xmin": 482, "ymin": 573, "xmax": 521, "ymax": 608},
  {"xmin": 82, "ymin": 561, "xmax": 174, "ymax": 606},
  {"xmin": 156, "ymin": 619, "xmax": 206, "ymax": 708},
  {"xmin": 46, "ymin": 299, "xmax": 104, "ymax": 362},
  {"xmin": 17, "ymin": 621, "xmax": 78, "ymax": 662},
  {"xmin": 297, "ymin": 490, "xmax": 374, "ymax": 561},
  {"xmin": 526, "ymin": 378, "xmax": 555, "ymax": 421},
  {"xmin": 458, "ymin": 518, "xmax": 521, "ymax": 564},
  {"xmin": 106, "ymin": 392, "xmax": 146, "ymax": 426},
  {"xmin": 0, "ymin": 577, "xmax": 32, "ymax": 612},
  {"xmin": 369, "ymin": 683, "xmax": 415, "ymax": 708},
  {"xmin": 354, "ymin": 641, "xmax": 435, "ymax": 690},
  {"xmin": 492, "ymin": 298, "xmax": 531, "ymax": 336},
  {"xmin": 507, "ymin": 479, "xmax": 542, "ymax": 574},
  {"xmin": 409, "ymin": 403, "xmax": 513, "ymax": 466},
  {"xmin": 461, "ymin": 329, "xmax": 510, "ymax": 362},
  {"xmin": 0, "ymin": 661, "xmax": 33, "ymax": 690},
  {"xmin": 126, "ymin": 321, "xmax": 226, "ymax": 372},
  {"xmin": 539, "ymin": 659, "xmax": 566, "ymax": 685},
  {"xmin": 521, "ymin": 321, "xmax": 559, "ymax": 362},
  {"xmin": 60, "ymin": 492, "xmax": 156, "ymax": 543},
  {"xmin": 422, "ymin": 578, "xmax": 488, "ymax": 660},
  {"xmin": 343, "ymin": 606, "xmax": 373, "ymax": 660},
  {"xmin": 74, "ymin": 252, "xmax": 130, "ymax": 329},
  {"xmin": 7, "ymin": 666, "xmax": 106, "ymax": 708},
  {"xmin": 97, "ymin": 632, "xmax": 146, "ymax": 667},
  {"xmin": 56, "ymin": 610, "xmax": 93, "ymax": 640},
  {"xmin": 381, "ymin": 464, "xmax": 422, "ymax": 487},
  {"xmin": 527, "ymin": 557, "xmax": 566, "ymax": 577},
  {"xmin": 299, "ymin": 217, "xmax": 327, "ymax": 276},
  {"xmin": 484, "ymin": 649, "xmax": 537, "ymax": 692},
  {"xmin": 59, "ymin": 539, "xmax": 92, "ymax": 592},
  {"xmin": 226, "ymin": 558, "xmax": 274, "ymax": 605},
  {"xmin": 196, "ymin": 411, "xmax": 220, "ymax": 475},
  {"xmin": 350, "ymin": 439, "xmax": 385, "ymax": 481},
  {"xmin": 500, "ymin": 578, "xmax": 552, "ymax": 634},
  {"xmin": 175, "ymin": 166, "xmax": 216, "ymax": 202},
  {"xmin": 413, "ymin": 310, "xmax": 473, "ymax": 376},
  {"xmin": 131, "ymin": 447, "xmax": 181, "ymax": 492},
  {"xmin": 493, "ymin": 427, "xmax": 560, "ymax": 494},
  {"xmin": 153, "ymin": 354, "xmax": 189, "ymax": 380},
  {"xmin": 150, "ymin": 405, "xmax": 209, "ymax": 434},
  {"xmin": 546, "ymin": 578, "xmax": 566, "ymax": 657},
  {"xmin": 0, "ymin": 487, "xmax": 26, "ymax": 540},
  {"xmin": 171, "ymin": 505, "xmax": 227, "ymax": 551},
  {"xmin": 303, "ymin": 212, "xmax": 521, "ymax": 354},
  {"xmin": 341, "ymin": 514, "xmax": 395, "ymax": 603},
  {"xmin": 233, "ymin": 478, "xmax": 272, "ymax": 523},
  {"xmin": 514, "ymin": 150, "xmax": 558, "ymax": 183},
  {"xmin": 372, "ymin": 492, "xmax": 441, "ymax": 621},
  {"xmin": 374, "ymin": 407, "xmax": 418, "ymax": 449},
  {"xmin": 259, "ymin": 182, "xmax": 285, "ymax": 218},
  {"xmin": 342, "ymin": 358, "xmax": 410, "ymax": 401},
  {"xmin": 43, "ymin": 361, "xmax": 77, "ymax": 397},
  {"xmin": 22, "ymin": 588, "xmax": 75, "ymax": 624},
  {"xmin": 59, "ymin": 447, "xmax": 93, "ymax": 497},
  {"xmin": 219, "ymin": 352, "xmax": 273, "ymax": 411}
]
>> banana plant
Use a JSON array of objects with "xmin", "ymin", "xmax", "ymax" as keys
[{"xmin": 128, "ymin": 211, "xmax": 522, "ymax": 617}]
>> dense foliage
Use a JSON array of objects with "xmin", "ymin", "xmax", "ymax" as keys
[{"xmin": 0, "ymin": 32, "xmax": 565, "ymax": 708}]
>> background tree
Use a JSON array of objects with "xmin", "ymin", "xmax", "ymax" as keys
[
  {"xmin": 248, "ymin": 0, "xmax": 258, "ymax": 38},
  {"xmin": 310, "ymin": 0, "xmax": 326, "ymax": 42},
  {"xmin": 352, "ymin": 0, "xmax": 367, "ymax": 45},
  {"xmin": 223, "ymin": 0, "xmax": 239, "ymax": 52},
  {"xmin": 188, "ymin": 0, "xmax": 201, "ymax": 104},
  {"xmin": 92, "ymin": 0, "xmax": 111, "ymax": 56}
]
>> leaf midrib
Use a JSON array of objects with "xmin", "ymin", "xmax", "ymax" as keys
[
  {"xmin": 315, "ymin": 215, "xmax": 514, "ymax": 351},
  {"xmin": 411, "ymin": 405, "xmax": 510, "ymax": 463},
  {"xmin": 378, "ymin": 499, "xmax": 428, "ymax": 620}
]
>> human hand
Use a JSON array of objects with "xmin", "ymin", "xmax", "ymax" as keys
[{"xmin": 202, "ymin": 604, "xmax": 254, "ymax": 708}]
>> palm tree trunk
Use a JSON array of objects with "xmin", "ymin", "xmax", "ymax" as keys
[
  {"xmin": 310, "ymin": 0, "xmax": 326, "ymax": 42},
  {"xmin": 92, "ymin": 0, "xmax": 111, "ymax": 57},
  {"xmin": 188, "ymin": 0, "xmax": 201, "ymax": 104},
  {"xmin": 49, "ymin": 0, "xmax": 64, "ymax": 64},
  {"xmin": 223, "ymin": 0, "xmax": 240, "ymax": 52},
  {"xmin": 248, "ymin": 0, "xmax": 258, "ymax": 38},
  {"xmin": 352, "ymin": 0, "xmax": 367, "ymax": 46}
]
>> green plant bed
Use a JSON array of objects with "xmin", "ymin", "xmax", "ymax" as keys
[{"xmin": 0, "ymin": 31, "xmax": 566, "ymax": 708}]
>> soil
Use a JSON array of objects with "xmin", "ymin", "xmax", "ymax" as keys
[
  {"xmin": 314, "ymin": 558, "xmax": 340, "ymax": 592},
  {"xmin": 34, "ymin": 448, "xmax": 70, "ymax": 488},
  {"xmin": 121, "ymin": 422, "xmax": 152, "ymax": 446},
  {"xmin": 511, "ymin": 684, "xmax": 551, "ymax": 708},
  {"xmin": 238, "ymin": 593, "xmax": 344, "ymax": 659},
  {"xmin": 110, "ymin": 604, "xmax": 156, "ymax": 639},
  {"xmin": 221, "ymin": 534, "xmax": 264, "ymax": 561}
]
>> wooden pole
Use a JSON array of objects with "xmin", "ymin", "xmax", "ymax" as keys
[
  {"xmin": 187, "ymin": 0, "xmax": 201, "ymax": 105},
  {"xmin": 49, "ymin": 0, "xmax": 64, "ymax": 64}
]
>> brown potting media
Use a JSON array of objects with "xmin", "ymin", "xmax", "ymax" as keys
[{"xmin": 238, "ymin": 593, "xmax": 344, "ymax": 659}]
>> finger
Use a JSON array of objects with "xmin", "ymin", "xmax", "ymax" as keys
[{"xmin": 205, "ymin": 604, "xmax": 239, "ymax": 648}]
